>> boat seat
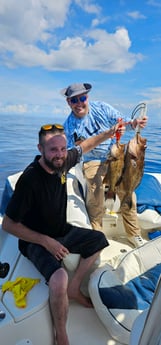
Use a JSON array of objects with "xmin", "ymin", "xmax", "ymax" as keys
[
  {"xmin": 2, "ymin": 254, "xmax": 49, "ymax": 323},
  {"xmin": 88, "ymin": 236, "xmax": 161, "ymax": 344},
  {"xmin": 129, "ymin": 275, "xmax": 161, "ymax": 345},
  {"xmin": 0, "ymin": 229, "xmax": 20, "ymax": 297},
  {"xmin": 136, "ymin": 173, "xmax": 161, "ymax": 231}
]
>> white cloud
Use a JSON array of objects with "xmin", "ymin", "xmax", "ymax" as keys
[
  {"xmin": 0, "ymin": 0, "xmax": 143, "ymax": 73},
  {"xmin": 53, "ymin": 27, "xmax": 143, "ymax": 73},
  {"xmin": 1, "ymin": 0, "xmax": 157, "ymax": 118},
  {"xmin": 0, "ymin": 103, "xmax": 28, "ymax": 114},
  {"xmin": 127, "ymin": 11, "xmax": 146, "ymax": 20},
  {"xmin": 83, "ymin": 27, "xmax": 143, "ymax": 73},
  {"xmin": 74, "ymin": 0, "xmax": 101, "ymax": 15},
  {"xmin": 141, "ymin": 87, "xmax": 161, "ymax": 107},
  {"xmin": 91, "ymin": 16, "xmax": 108, "ymax": 28},
  {"xmin": 0, "ymin": 0, "xmax": 71, "ymax": 43},
  {"xmin": 0, "ymin": 28, "xmax": 143, "ymax": 73}
]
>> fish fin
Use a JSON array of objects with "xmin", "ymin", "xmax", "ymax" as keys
[{"xmin": 115, "ymin": 175, "xmax": 123, "ymax": 187}]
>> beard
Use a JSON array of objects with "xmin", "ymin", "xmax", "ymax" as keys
[{"xmin": 43, "ymin": 156, "xmax": 66, "ymax": 174}]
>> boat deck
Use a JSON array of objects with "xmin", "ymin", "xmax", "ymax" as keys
[
  {"xmin": 0, "ymin": 168, "xmax": 161, "ymax": 344},
  {"xmin": 0, "ymin": 212, "xmax": 134, "ymax": 345}
]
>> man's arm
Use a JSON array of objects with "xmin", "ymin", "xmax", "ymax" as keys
[
  {"xmin": 2, "ymin": 215, "xmax": 69, "ymax": 260},
  {"xmin": 79, "ymin": 115, "xmax": 148, "ymax": 154},
  {"xmin": 79, "ymin": 124, "xmax": 119, "ymax": 154},
  {"xmin": 2, "ymin": 215, "xmax": 50, "ymax": 246}
]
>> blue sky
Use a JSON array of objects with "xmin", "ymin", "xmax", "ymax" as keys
[{"xmin": 0, "ymin": 0, "xmax": 161, "ymax": 123}]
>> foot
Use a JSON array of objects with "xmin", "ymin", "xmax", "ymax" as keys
[
  {"xmin": 128, "ymin": 235, "xmax": 147, "ymax": 248},
  {"xmin": 68, "ymin": 287, "xmax": 93, "ymax": 308}
]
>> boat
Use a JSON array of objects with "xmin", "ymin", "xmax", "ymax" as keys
[
  {"xmin": 130, "ymin": 275, "xmax": 161, "ymax": 345},
  {"xmin": 1, "ymin": 163, "xmax": 161, "ymax": 345}
]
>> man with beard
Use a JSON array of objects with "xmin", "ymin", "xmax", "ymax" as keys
[{"xmin": 2, "ymin": 123, "xmax": 119, "ymax": 345}]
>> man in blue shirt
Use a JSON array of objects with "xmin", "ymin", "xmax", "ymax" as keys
[{"xmin": 61, "ymin": 82, "xmax": 148, "ymax": 248}]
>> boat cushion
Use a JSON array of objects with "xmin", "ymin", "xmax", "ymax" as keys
[
  {"xmin": 89, "ymin": 237, "xmax": 161, "ymax": 345},
  {"xmin": 136, "ymin": 174, "xmax": 161, "ymax": 214},
  {"xmin": 99, "ymin": 264, "xmax": 161, "ymax": 310},
  {"xmin": 0, "ymin": 172, "xmax": 22, "ymax": 215}
]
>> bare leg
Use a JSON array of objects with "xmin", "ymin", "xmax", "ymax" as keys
[
  {"xmin": 68, "ymin": 251, "xmax": 100, "ymax": 308},
  {"xmin": 49, "ymin": 268, "xmax": 69, "ymax": 345}
]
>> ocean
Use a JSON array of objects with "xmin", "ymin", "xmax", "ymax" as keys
[{"xmin": 0, "ymin": 113, "xmax": 160, "ymax": 206}]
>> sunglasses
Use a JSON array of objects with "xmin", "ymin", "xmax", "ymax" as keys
[
  {"xmin": 69, "ymin": 95, "xmax": 87, "ymax": 104},
  {"xmin": 40, "ymin": 124, "xmax": 64, "ymax": 132}
]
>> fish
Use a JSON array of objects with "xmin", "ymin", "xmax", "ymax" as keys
[
  {"xmin": 119, "ymin": 133, "xmax": 147, "ymax": 209},
  {"xmin": 103, "ymin": 142, "xmax": 125, "ymax": 200}
]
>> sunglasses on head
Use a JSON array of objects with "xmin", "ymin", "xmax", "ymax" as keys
[
  {"xmin": 69, "ymin": 95, "xmax": 87, "ymax": 104},
  {"xmin": 40, "ymin": 124, "xmax": 64, "ymax": 133}
]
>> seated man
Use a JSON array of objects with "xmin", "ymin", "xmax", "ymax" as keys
[{"xmin": 2, "ymin": 122, "xmax": 119, "ymax": 345}]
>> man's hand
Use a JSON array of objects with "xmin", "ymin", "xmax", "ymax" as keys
[
  {"xmin": 110, "ymin": 121, "xmax": 126, "ymax": 139},
  {"xmin": 45, "ymin": 237, "xmax": 69, "ymax": 260},
  {"xmin": 132, "ymin": 116, "xmax": 148, "ymax": 129}
]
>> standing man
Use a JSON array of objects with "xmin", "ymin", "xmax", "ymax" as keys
[
  {"xmin": 61, "ymin": 82, "xmax": 148, "ymax": 248},
  {"xmin": 2, "ymin": 123, "xmax": 118, "ymax": 345}
]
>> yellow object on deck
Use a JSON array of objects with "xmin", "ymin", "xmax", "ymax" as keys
[{"xmin": 2, "ymin": 276, "xmax": 40, "ymax": 308}]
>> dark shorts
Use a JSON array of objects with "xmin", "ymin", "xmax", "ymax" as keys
[{"xmin": 21, "ymin": 226, "xmax": 109, "ymax": 281}]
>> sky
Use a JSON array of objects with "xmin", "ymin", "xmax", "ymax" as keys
[{"xmin": 0, "ymin": 0, "xmax": 161, "ymax": 123}]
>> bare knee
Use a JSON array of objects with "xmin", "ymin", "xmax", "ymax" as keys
[{"xmin": 49, "ymin": 268, "xmax": 68, "ymax": 296}]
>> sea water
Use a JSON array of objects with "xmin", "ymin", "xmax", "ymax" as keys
[{"xmin": 0, "ymin": 113, "xmax": 161, "ymax": 206}]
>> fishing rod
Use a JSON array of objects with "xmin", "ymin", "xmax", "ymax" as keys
[
  {"xmin": 131, "ymin": 102, "xmax": 147, "ymax": 134},
  {"xmin": 131, "ymin": 102, "xmax": 147, "ymax": 120},
  {"xmin": 114, "ymin": 102, "xmax": 147, "ymax": 143}
]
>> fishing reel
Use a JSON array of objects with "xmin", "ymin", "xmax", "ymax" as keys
[{"xmin": 0, "ymin": 261, "xmax": 10, "ymax": 278}]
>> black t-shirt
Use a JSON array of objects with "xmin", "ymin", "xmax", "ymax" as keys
[{"xmin": 6, "ymin": 148, "xmax": 81, "ymax": 242}]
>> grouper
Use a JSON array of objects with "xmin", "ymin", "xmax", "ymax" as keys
[
  {"xmin": 119, "ymin": 133, "xmax": 147, "ymax": 209},
  {"xmin": 103, "ymin": 142, "xmax": 125, "ymax": 200}
]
